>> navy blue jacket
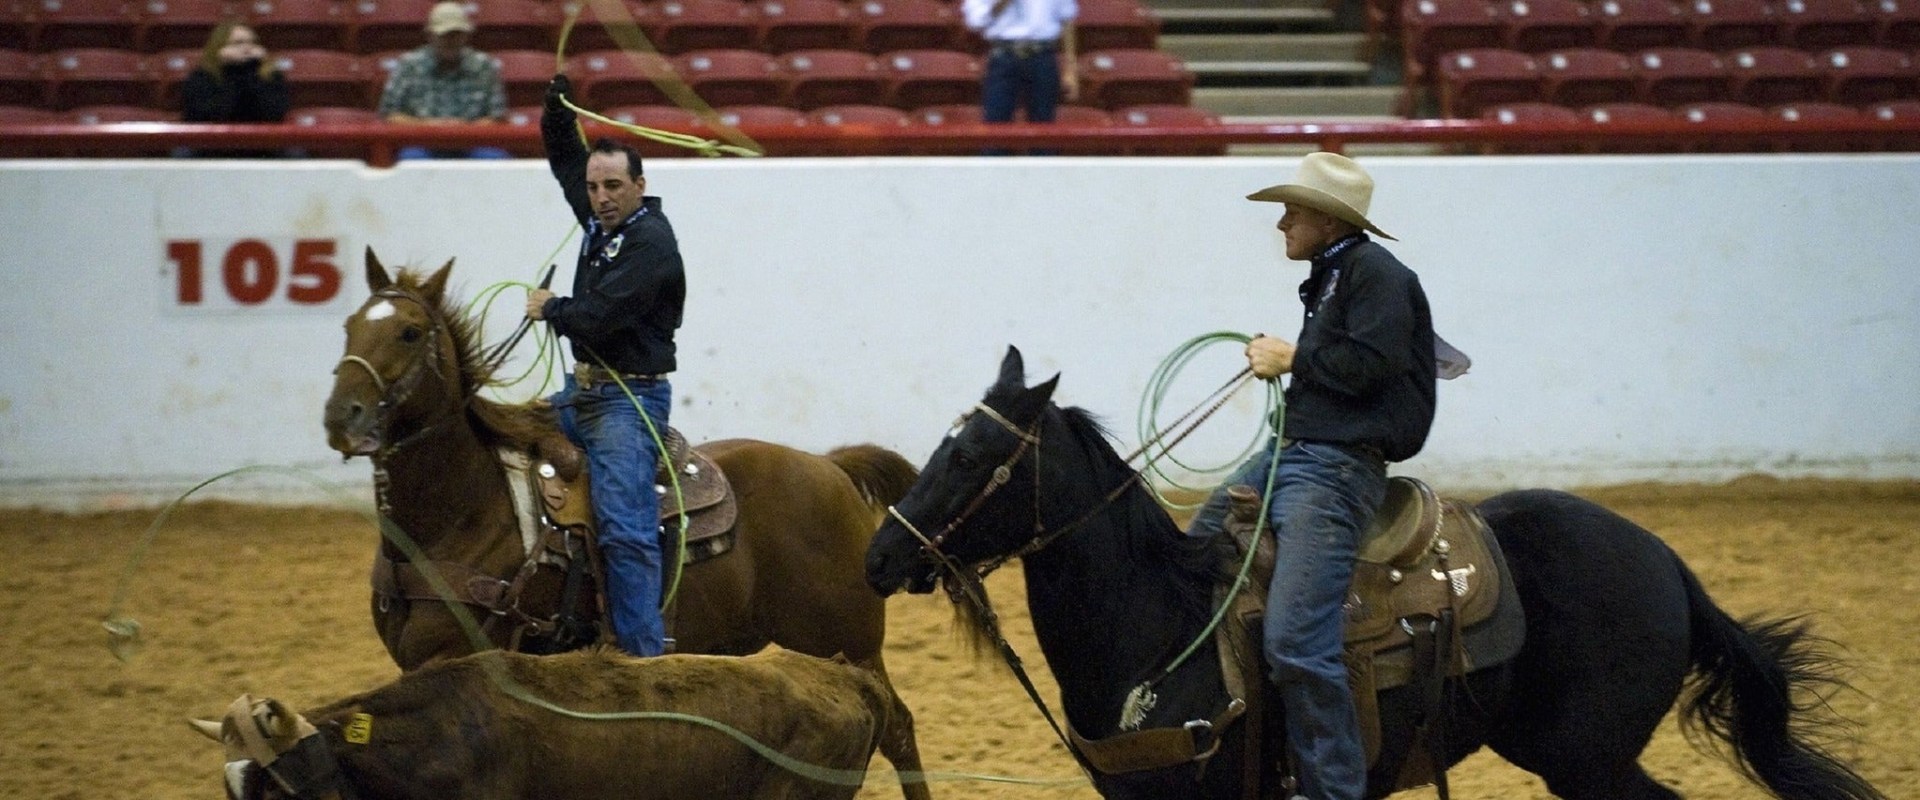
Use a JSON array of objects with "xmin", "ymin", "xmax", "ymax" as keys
[
  {"xmin": 1282, "ymin": 236, "xmax": 1437, "ymax": 462},
  {"xmin": 540, "ymin": 105, "xmax": 685, "ymax": 376}
]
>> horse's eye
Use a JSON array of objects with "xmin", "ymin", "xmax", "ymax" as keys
[{"xmin": 400, "ymin": 326, "xmax": 423, "ymax": 343}]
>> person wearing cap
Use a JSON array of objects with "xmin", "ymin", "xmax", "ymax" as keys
[
  {"xmin": 523, "ymin": 72, "xmax": 686, "ymax": 658},
  {"xmin": 376, "ymin": 0, "xmax": 509, "ymax": 159},
  {"xmin": 1187, "ymin": 152, "xmax": 1438, "ymax": 800}
]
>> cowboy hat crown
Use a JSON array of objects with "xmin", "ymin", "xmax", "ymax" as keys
[{"xmin": 1247, "ymin": 152, "xmax": 1395, "ymax": 240}]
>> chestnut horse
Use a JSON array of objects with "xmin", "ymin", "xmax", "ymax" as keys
[{"xmin": 322, "ymin": 250, "xmax": 930, "ymax": 800}]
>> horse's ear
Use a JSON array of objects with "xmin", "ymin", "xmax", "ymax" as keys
[
  {"xmin": 1027, "ymin": 373, "xmax": 1060, "ymax": 407},
  {"xmin": 365, "ymin": 247, "xmax": 392, "ymax": 292},
  {"xmin": 996, "ymin": 346, "xmax": 1027, "ymax": 390},
  {"xmin": 419, "ymin": 259, "xmax": 454, "ymax": 304}
]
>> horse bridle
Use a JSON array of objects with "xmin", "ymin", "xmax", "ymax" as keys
[
  {"xmin": 332, "ymin": 288, "xmax": 459, "ymax": 463},
  {"xmin": 884, "ymin": 401, "xmax": 1043, "ymax": 567}
]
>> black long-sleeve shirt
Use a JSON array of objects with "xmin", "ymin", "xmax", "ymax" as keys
[
  {"xmin": 1282, "ymin": 235, "xmax": 1437, "ymax": 462},
  {"xmin": 180, "ymin": 64, "xmax": 289, "ymax": 123},
  {"xmin": 539, "ymin": 104, "xmax": 686, "ymax": 376}
]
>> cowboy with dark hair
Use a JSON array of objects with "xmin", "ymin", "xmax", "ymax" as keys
[
  {"xmin": 525, "ymin": 72, "xmax": 686, "ymax": 658},
  {"xmin": 1187, "ymin": 152, "xmax": 1451, "ymax": 800}
]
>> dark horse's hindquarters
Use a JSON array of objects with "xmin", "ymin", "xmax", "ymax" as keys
[{"xmin": 864, "ymin": 346, "xmax": 1883, "ymax": 800}]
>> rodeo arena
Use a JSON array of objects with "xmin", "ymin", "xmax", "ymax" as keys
[{"xmin": 3, "ymin": 0, "xmax": 1920, "ymax": 796}]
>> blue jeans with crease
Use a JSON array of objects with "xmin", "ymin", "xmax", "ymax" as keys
[
  {"xmin": 551, "ymin": 374, "xmax": 671, "ymax": 657},
  {"xmin": 1190, "ymin": 439, "xmax": 1386, "ymax": 800}
]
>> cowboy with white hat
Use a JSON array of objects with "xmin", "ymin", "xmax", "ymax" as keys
[{"xmin": 1188, "ymin": 152, "xmax": 1440, "ymax": 800}]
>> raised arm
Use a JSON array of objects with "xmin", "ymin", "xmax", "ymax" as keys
[{"xmin": 541, "ymin": 73, "xmax": 593, "ymax": 227}]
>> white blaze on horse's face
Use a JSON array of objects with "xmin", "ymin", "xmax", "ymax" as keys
[{"xmin": 360, "ymin": 299, "xmax": 397, "ymax": 322}]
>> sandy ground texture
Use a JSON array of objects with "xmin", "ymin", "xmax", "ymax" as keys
[{"xmin": 1, "ymin": 476, "xmax": 1915, "ymax": 800}]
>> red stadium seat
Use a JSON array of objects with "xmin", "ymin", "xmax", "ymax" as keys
[
  {"xmin": 0, "ymin": 49, "xmax": 44, "ymax": 107},
  {"xmin": 0, "ymin": 104, "xmax": 64, "ymax": 122},
  {"xmin": 1819, "ymin": 44, "xmax": 1916, "ymax": 102},
  {"xmin": 1596, "ymin": 0, "xmax": 1691, "ymax": 49},
  {"xmin": 31, "ymin": 0, "xmax": 141, "ymax": 52},
  {"xmin": 854, "ymin": 0, "xmax": 959, "ymax": 54},
  {"xmin": 137, "ymin": 0, "xmax": 232, "ymax": 52},
  {"xmin": 243, "ymin": 0, "xmax": 351, "ymax": 51},
  {"xmin": 808, "ymin": 102, "xmax": 909, "ymax": 125},
  {"xmin": 42, "ymin": 47, "xmax": 150, "ymax": 109},
  {"xmin": 1076, "ymin": 48, "xmax": 1194, "ymax": 109},
  {"xmin": 503, "ymin": 103, "xmax": 539, "ymax": 125},
  {"xmin": 675, "ymin": 48, "xmax": 786, "ymax": 107},
  {"xmin": 68, "ymin": 102, "xmax": 177, "ymax": 121},
  {"xmin": 1582, "ymin": 100, "xmax": 1684, "ymax": 150},
  {"xmin": 1401, "ymin": 0, "xmax": 1504, "ymax": 84},
  {"xmin": 492, "ymin": 49, "xmax": 560, "ymax": 109},
  {"xmin": 273, "ymin": 48, "xmax": 371, "ymax": 108},
  {"xmin": 1497, "ymin": 0, "xmax": 1598, "ymax": 53},
  {"xmin": 1678, "ymin": 99, "xmax": 1772, "ymax": 149},
  {"xmin": 290, "ymin": 104, "xmax": 380, "ymax": 124},
  {"xmin": 1685, "ymin": 0, "xmax": 1782, "ymax": 49},
  {"xmin": 881, "ymin": 48, "xmax": 980, "ymax": 108},
  {"xmin": 348, "ymin": 0, "xmax": 437, "ymax": 54},
  {"xmin": 1871, "ymin": 0, "xmax": 1920, "ymax": 45},
  {"xmin": 603, "ymin": 104, "xmax": 703, "ymax": 128},
  {"xmin": 1726, "ymin": 45, "xmax": 1823, "ymax": 104},
  {"xmin": 1540, "ymin": 47, "xmax": 1636, "ymax": 107},
  {"xmin": 1866, "ymin": 97, "xmax": 1920, "ymax": 147},
  {"xmin": 1, "ymin": 1, "xmax": 37, "ymax": 54},
  {"xmin": 561, "ymin": 0, "xmax": 660, "ymax": 55},
  {"xmin": 781, "ymin": 48, "xmax": 885, "ymax": 109},
  {"xmin": 469, "ymin": 0, "xmax": 557, "ymax": 54},
  {"xmin": 713, "ymin": 102, "xmax": 807, "ymax": 126},
  {"xmin": 148, "ymin": 46, "xmax": 203, "ymax": 109},
  {"xmin": 1778, "ymin": 0, "xmax": 1874, "ymax": 48},
  {"xmin": 1770, "ymin": 99, "xmax": 1867, "ymax": 148},
  {"xmin": 757, "ymin": 0, "xmax": 858, "ymax": 54},
  {"xmin": 1435, "ymin": 47, "xmax": 1541, "ymax": 117},
  {"xmin": 1480, "ymin": 101, "xmax": 1580, "ymax": 152},
  {"xmin": 1634, "ymin": 47, "xmax": 1731, "ymax": 105},
  {"xmin": 653, "ymin": 0, "xmax": 761, "ymax": 55},
  {"xmin": 910, "ymin": 102, "xmax": 980, "ymax": 124},
  {"xmin": 571, "ymin": 49, "xmax": 677, "ymax": 107},
  {"xmin": 1115, "ymin": 103, "xmax": 1221, "ymax": 154},
  {"xmin": 1076, "ymin": 0, "xmax": 1161, "ymax": 51}
]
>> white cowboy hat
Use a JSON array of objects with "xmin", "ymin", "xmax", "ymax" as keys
[
  {"xmin": 1246, "ymin": 152, "xmax": 1395, "ymax": 240},
  {"xmin": 426, "ymin": 1, "xmax": 475, "ymax": 35}
]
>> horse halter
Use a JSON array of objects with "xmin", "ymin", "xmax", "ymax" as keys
[
  {"xmin": 885, "ymin": 401, "xmax": 1044, "ymax": 570},
  {"xmin": 332, "ymin": 288, "xmax": 457, "ymax": 462}
]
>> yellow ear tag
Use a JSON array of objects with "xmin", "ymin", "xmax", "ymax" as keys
[{"xmin": 343, "ymin": 714, "xmax": 373, "ymax": 744}]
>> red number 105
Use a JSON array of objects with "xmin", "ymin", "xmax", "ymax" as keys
[{"xmin": 167, "ymin": 238, "xmax": 342, "ymax": 305}]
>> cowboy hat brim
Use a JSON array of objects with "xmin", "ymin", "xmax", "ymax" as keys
[{"xmin": 1247, "ymin": 183, "xmax": 1395, "ymax": 241}]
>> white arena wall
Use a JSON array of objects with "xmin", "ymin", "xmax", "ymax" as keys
[{"xmin": 2, "ymin": 155, "xmax": 1917, "ymax": 509}]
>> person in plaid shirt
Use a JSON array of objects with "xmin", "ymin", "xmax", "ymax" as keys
[{"xmin": 377, "ymin": 1, "xmax": 509, "ymax": 159}]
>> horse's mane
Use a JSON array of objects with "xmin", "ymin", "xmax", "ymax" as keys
[
  {"xmin": 1051, "ymin": 404, "xmax": 1227, "ymax": 618},
  {"xmin": 393, "ymin": 269, "xmax": 556, "ymax": 452}
]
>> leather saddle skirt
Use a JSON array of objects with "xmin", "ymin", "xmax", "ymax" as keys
[{"xmin": 530, "ymin": 427, "xmax": 740, "ymax": 564}]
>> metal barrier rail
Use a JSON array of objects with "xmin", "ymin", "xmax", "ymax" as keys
[{"xmin": 2, "ymin": 118, "xmax": 1916, "ymax": 164}]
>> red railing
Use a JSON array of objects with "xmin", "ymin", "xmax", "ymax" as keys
[{"xmin": 2, "ymin": 118, "xmax": 1916, "ymax": 164}]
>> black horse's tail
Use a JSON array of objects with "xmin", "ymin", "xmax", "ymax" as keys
[
  {"xmin": 826, "ymin": 444, "xmax": 919, "ymax": 510},
  {"xmin": 1676, "ymin": 564, "xmax": 1884, "ymax": 800}
]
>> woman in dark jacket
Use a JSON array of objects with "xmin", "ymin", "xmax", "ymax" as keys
[{"xmin": 180, "ymin": 22, "xmax": 288, "ymax": 124}]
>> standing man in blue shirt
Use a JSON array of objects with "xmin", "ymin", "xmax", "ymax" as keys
[
  {"xmin": 526, "ymin": 73, "xmax": 686, "ymax": 658},
  {"xmin": 963, "ymin": 0, "xmax": 1080, "ymax": 129}
]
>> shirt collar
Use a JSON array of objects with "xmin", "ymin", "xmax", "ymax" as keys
[{"xmin": 1312, "ymin": 232, "xmax": 1367, "ymax": 267}]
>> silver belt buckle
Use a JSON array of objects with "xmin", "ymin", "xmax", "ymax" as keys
[{"xmin": 572, "ymin": 362, "xmax": 594, "ymax": 389}]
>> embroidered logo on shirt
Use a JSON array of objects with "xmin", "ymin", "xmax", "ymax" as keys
[{"xmin": 603, "ymin": 234, "xmax": 624, "ymax": 260}]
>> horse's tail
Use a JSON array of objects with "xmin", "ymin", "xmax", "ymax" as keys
[
  {"xmin": 826, "ymin": 444, "xmax": 919, "ymax": 510},
  {"xmin": 1676, "ymin": 563, "xmax": 1884, "ymax": 800}
]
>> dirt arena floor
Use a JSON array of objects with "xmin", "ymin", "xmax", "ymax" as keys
[{"xmin": 2, "ymin": 476, "xmax": 1915, "ymax": 800}]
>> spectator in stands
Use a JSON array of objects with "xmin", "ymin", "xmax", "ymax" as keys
[
  {"xmin": 1185, "ymin": 153, "xmax": 1441, "ymax": 800},
  {"xmin": 176, "ymin": 22, "xmax": 290, "ymax": 157},
  {"xmin": 963, "ymin": 0, "xmax": 1080, "ymax": 153},
  {"xmin": 524, "ymin": 72, "xmax": 686, "ymax": 657},
  {"xmin": 377, "ymin": 1, "xmax": 509, "ymax": 159}
]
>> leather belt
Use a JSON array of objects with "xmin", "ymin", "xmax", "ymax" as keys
[
  {"xmin": 1282, "ymin": 438, "xmax": 1387, "ymax": 464},
  {"xmin": 989, "ymin": 39, "xmax": 1058, "ymax": 58},
  {"xmin": 573, "ymin": 363, "xmax": 666, "ymax": 389}
]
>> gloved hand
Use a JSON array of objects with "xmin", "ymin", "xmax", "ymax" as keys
[{"xmin": 545, "ymin": 73, "xmax": 573, "ymax": 111}]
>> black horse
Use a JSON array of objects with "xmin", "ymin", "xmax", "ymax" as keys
[{"xmin": 865, "ymin": 347, "xmax": 1884, "ymax": 800}]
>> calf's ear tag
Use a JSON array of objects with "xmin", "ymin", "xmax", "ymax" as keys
[{"xmin": 344, "ymin": 714, "xmax": 373, "ymax": 744}]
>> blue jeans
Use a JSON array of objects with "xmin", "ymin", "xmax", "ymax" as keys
[
  {"xmin": 396, "ymin": 145, "xmax": 513, "ymax": 160},
  {"xmin": 981, "ymin": 45, "xmax": 1061, "ymax": 155},
  {"xmin": 1191, "ymin": 439, "xmax": 1386, "ymax": 800},
  {"xmin": 551, "ymin": 374, "xmax": 672, "ymax": 657}
]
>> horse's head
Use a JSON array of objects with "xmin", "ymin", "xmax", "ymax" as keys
[
  {"xmin": 323, "ymin": 248, "xmax": 463, "ymax": 458},
  {"xmin": 865, "ymin": 346, "xmax": 1059, "ymax": 597},
  {"xmin": 189, "ymin": 694, "xmax": 344, "ymax": 800}
]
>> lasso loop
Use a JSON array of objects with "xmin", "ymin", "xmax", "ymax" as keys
[
  {"xmin": 553, "ymin": 1, "xmax": 764, "ymax": 158},
  {"xmin": 1137, "ymin": 331, "xmax": 1281, "ymax": 509}
]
